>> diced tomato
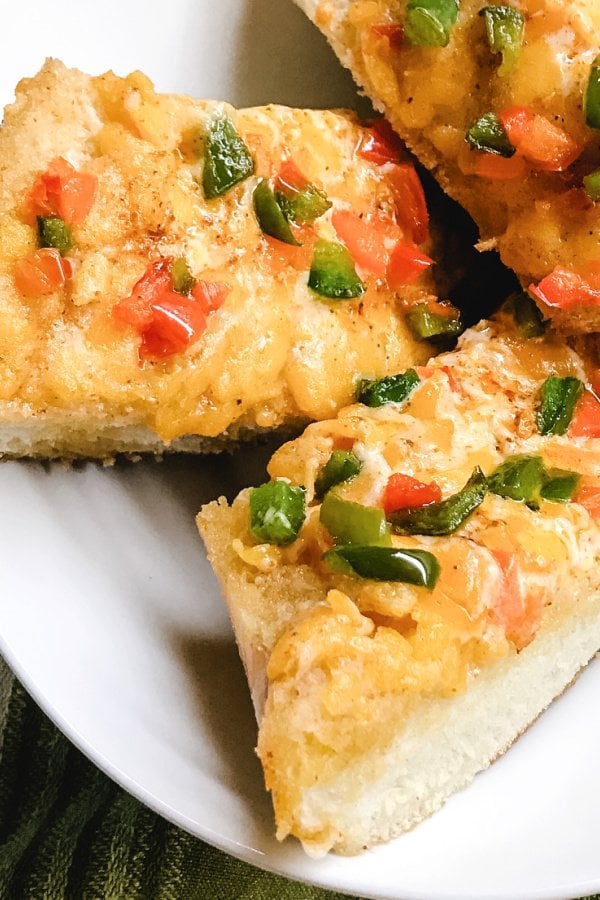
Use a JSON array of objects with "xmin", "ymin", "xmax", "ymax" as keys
[
  {"xmin": 387, "ymin": 163, "xmax": 429, "ymax": 244},
  {"xmin": 570, "ymin": 390, "xmax": 600, "ymax": 438},
  {"xmin": 383, "ymin": 473, "xmax": 442, "ymax": 514},
  {"xmin": 191, "ymin": 280, "xmax": 230, "ymax": 314},
  {"xmin": 491, "ymin": 550, "xmax": 542, "ymax": 650},
  {"xmin": 474, "ymin": 152, "xmax": 527, "ymax": 181},
  {"xmin": 575, "ymin": 483, "xmax": 600, "ymax": 519},
  {"xmin": 332, "ymin": 209, "xmax": 401, "ymax": 276},
  {"xmin": 529, "ymin": 268, "xmax": 600, "ymax": 309},
  {"xmin": 387, "ymin": 241, "xmax": 433, "ymax": 288},
  {"xmin": 275, "ymin": 159, "xmax": 309, "ymax": 194},
  {"xmin": 26, "ymin": 157, "xmax": 97, "ymax": 225},
  {"xmin": 358, "ymin": 118, "xmax": 404, "ymax": 165},
  {"xmin": 499, "ymin": 106, "xmax": 582, "ymax": 172},
  {"xmin": 113, "ymin": 257, "xmax": 227, "ymax": 361},
  {"xmin": 14, "ymin": 248, "xmax": 72, "ymax": 297},
  {"xmin": 370, "ymin": 24, "xmax": 403, "ymax": 48}
]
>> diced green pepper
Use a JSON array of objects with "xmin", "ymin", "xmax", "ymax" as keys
[
  {"xmin": 583, "ymin": 169, "xmax": 600, "ymax": 201},
  {"xmin": 487, "ymin": 455, "xmax": 545, "ymax": 504},
  {"xmin": 253, "ymin": 180, "xmax": 299, "ymax": 245},
  {"xmin": 357, "ymin": 368, "xmax": 420, "ymax": 407},
  {"xmin": 466, "ymin": 113, "xmax": 515, "ymax": 157},
  {"xmin": 249, "ymin": 480, "xmax": 305, "ymax": 545},
  {"xmin": 315, "ymin": 450, "xmax": 362, "ymax": 497},
  {"xmin": 320, "ymin": 492, "xmax": 391, "ymax": 546},
  {"xmin": 405, "ymin": 0, "xmax": 459, "ymax": 47},
  {"xmin": 406, "ymin": 303, "xmax": 462, "ymax": 341},
  {"xmin": 389, "ymin": 467, "xmax": 487, "ymax": 535},
  {"xmin": 308, "ymin": 239, "xmax": 364, "ymax": 300},
  {"xmin": 539, "ymin": 468, "xmax": 581, "ymax": 502},
  {"xmin": 479, "ymin": 5, "xmax": 524, "ymax": 72},
  {"xmin": 537, "ymin": 376, "xmax": 584, "ymax": 436},
  {"xmin": 584, "ymin": 57, "xmax": 600, "ymax": 130},
  {"xmin": 506, "ymin": 292, "xmax": 547, "ymax": 338},
  {"xmin": 37, "ymin": 216, "xmax": 73, "ymax": 256},
  {"xmin": 276, "ymin": 184, "xmax": 331, "ymax": 224},
  {"xmin": 171, "ymin": 258, "xmax": 197, "ymax": 295},
  {"xmin": 202, "ymin": 116, "xmax": 254, "ymax": 199},
  {"xmin": 323, "ymin": 545, "xmax": 441, "ymax": 589}
]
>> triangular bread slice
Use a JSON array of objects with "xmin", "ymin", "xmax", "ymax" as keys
[
  {"xmin": 296, "ymin": 0, "xmax": 600, "ymax": 335},
  {"xmin": 199, "ymin": 309, "xmax": 600, "ymax": 855},
  {"xmin": 0, "ymin": 60, "xmax": 458, "ymax": 458}
]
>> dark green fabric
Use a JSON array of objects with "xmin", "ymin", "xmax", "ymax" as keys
[
  {"xmin": 0, "ymin": 668, "xmax": 360, "ymax": 900},
  {"xmin": 0, "ymin": 665, "xmax": 598, "ymax": 900}
]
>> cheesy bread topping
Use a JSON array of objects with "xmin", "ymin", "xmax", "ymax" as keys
[
  {"xmin": 309, "ymin": 0, "xmax": 600, "ymax": 332},
  {"xmin": 220, "ymin": 311, "xmax": 600, "ymax": 851},
  {"xmin": 0, "ymin": 61, "xmax": 451, "ymax": 451}
]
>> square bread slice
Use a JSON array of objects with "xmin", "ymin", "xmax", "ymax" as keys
[
  {"xmin": 0, "ymin": 60, "xmax": 455, "ymax": 459},
  {"xmin": 296, "ymin": 0, "xmax": 600, "ymax": 335},
  {"xmin": 198, "ymin": 308, "xmax": 600, "ymax": 855}
]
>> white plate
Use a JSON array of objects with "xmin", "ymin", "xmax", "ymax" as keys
[{"xmin": 0, "ymin": 4, "xmax": 599, "ymax": 899}]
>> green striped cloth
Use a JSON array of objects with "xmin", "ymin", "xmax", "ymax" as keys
[{"xmin": 1, "ymin": 658, "xmax": 598, "ymax": 900}]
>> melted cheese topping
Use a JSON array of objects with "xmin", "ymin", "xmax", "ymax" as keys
[
  {"xmin": 0, "ymin": 60, "xmax": 435, "ymax": 441},
  {"xmin": 237, "ymin": 316, "xmax": 600, "ymax": 850},
  {"xmin": 330, "ymin": 0, "xmax": 600, "ymax": 331}
]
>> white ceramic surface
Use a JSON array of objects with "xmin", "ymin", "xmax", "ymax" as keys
[{"xmin": 0, "ymin": 4, "xmax": 599, "ymax": 899}]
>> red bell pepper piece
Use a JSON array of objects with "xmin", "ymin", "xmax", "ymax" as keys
[
  {"xmin": 529, "ymin": 268, "xmax": 600, "ymax": 309},
  {"xmin": 383, "ymin": 473, "xmax": 442, "ymax": 514},
  {"xmin": 26, "ymin": 157, "xmax": 97, "ymax": 225}
]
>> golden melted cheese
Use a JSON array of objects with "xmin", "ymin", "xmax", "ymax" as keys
[{"xmin": 0, "ymin": 60, "xmax": 436, "ymax": 443}]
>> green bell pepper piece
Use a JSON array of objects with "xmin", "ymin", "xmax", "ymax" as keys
[
  {"xmin": 308, "ymin": 239, "xmax": 364, "ymax": 300},
  {"xmin": 323, "ymin": 545, "xmax": 441, "ymax": 589},
  {"xmin": 505, "ymin": 292, "xmax": 547, "ymax": 338},
  {"xmin": 389, "ymin": 467, "xmax": 487, "ymax": 535},
  {"xmin": 253, "ymin": 180, "xmax": 299, "ymax": 245},
  {"xmin": 583, "ymin": 168, "xmax": 600, "ymax": 201},
  {"xmin": 171, "ymin": 258, "xmax": 197, "ymax": 295},
  {"xmin": 202, "ymin": 116, "xmax": 254, "ymax": 199},
  {"xmin": 37, "ymin": 216, "xmax": 73, "ymax": 256},
  {"xmin": 487, "ymin": 455, "xmax": 545, "ymax": 504},
  {"xmin": 537, "ymin": 376, "xmax": 584, "ymax": 436},
  {"xmin": 479, "ymin": 5, "xmax": 524, "ymax": 72},
  {"xmin": 466, "ymin": 112, "xmax": 515, "ymax": 157},
  {"xmin": 539, "ymin": 468, "xmax": 581, "ymax": 502},
  {"xmin": 249, "ymin": 480, "xmax": 305, "ymax": 545},
  {"xmin": 405, "ymin": 0, "xmax": 459, "ymax": 47},
  {"xmin": 406, "ymin": 303, "xmax": 462, "ymax": 341},
  {"xmin": 320, "ymin": 492, "xmax": 391, "ymax": 546},
  {"xmin": 584, "ymin": 57, "xmax": 600, "ymax": 130},
  {"xmin": 315, "ymin": 450, "xmax": 362, "ymax": 498},
  {"xmin": 276, "ymin": 184, "xmax": 331, "ymax": 224},
  {"xmin": 357, "ymin": 368, "xmax": 420, "ymax": 407}
]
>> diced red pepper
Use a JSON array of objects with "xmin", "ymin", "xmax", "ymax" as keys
[
  {"xmin": 491, "ymin": 550, "xmax": 541, "ymax": 650},
  {"xmin": 499, "ymin": 106, "xmax": 582, "ymax": 172},
  {"xmin": 570, "ymin": 390, "xmax": 600, "ymax": 438},
  {"xmin": 264, "ymin": 227, "xmax": 315, "ymax": 272},
  {"xmin": 529, "ymin": 268, "xmax": 600, "ymax": 309},
  {"xmin": 331, "ymin": 436, "xmax": 356, "ymax": 451},
  {"xmin": 274, "ymin": 159, "xmax": 309, "ymax": 194},
  {"xmin": 575, "ymin": 483, "xmax": 600, "ymax": 518},
  {"xmin": 473, "ymin": 152, "xmax": 527, "ymax": 180},
  {"xmin": 370, "ymin": 23, "xmax": 404, "ymax": 48},
  {"xmin": 26, "ymin": 157, "xmax": 97, "ymax": 225},
  {"xmin": 113, "ymin": 257, "xmax": 228, "ymax": 360},
  {"xmin": 358, "ymin": 118, "xmax": 404, "ymax": 165},
  {"xmin": 387, "ymin": 163, "xmax": 429, "ymax": 244},
  {"xmin": 383, "ymin": 473, "xmax": 442, "ymax": 514},
  {"xmin": 332, "ymin": 209, "xmax": 401, "ymax": 276},
  {"xmin": 387, "ymin": 241, "xmax": 433, "ymax": 287},
  {"xmin": 14, "ymin": 248, "xmax": 72, "ymax": 297}
]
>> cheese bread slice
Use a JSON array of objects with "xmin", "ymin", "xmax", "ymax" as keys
[
  {"xmin": 296, "ymin": 0, "xmax": 600, "ymax": 335},
  {"xmin": 199, "ymin": 307, "xmax": 600, "ymax": 855},
  {"xmin": 0, "ymin": 60, "xmax": 458, "ymax": 458}
]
